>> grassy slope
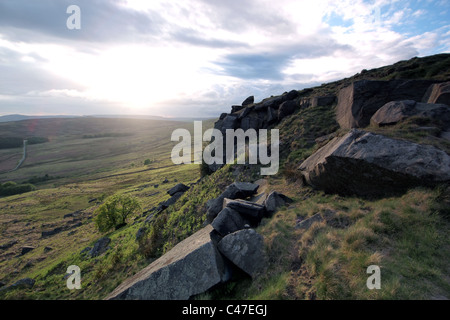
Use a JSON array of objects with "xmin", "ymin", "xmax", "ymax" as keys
[{"xmin": 1, "ymin": 54, "xmax": 450, "ymax": 300}]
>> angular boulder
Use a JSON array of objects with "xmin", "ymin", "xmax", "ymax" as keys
[
  {"xmin": 278, "ymin": 100, "xmax": 297, "ymax": 120},
  {"xmin": 336, "ymin": 79, "xmax": 436, "ymax": 129},
  {"xmin": 106, "ymin": 225, "xmax": 226, "ymax": 300},
  {"xmin": 217, "ymin": 229, "xmax": 266, "ymax": 278},
  {"xmin": 206, "ymin": 182, "xmax": 259, "ymax": 222},
  {"xmin": 223, "ymin": 198, "xmax": 266, "ymax": 223},
  {"xmin": 423, "ymin": 81, "xmax": 450, "ymax": 105},
  {"xmin": 299, "ymin": 129, "xmax": 450, "ymax": 196},
  {"xmin": 211, "ymin": 207, "xmax": 247, "ymax": 236},
  {"xmin": 264, "ymin": 191, "xmax": 292, "ymax": 215},
  {"xmin": 242, "ymin": 96, "xmax": 255, "ymax": 106},
  {"xmin": 370, "ymin": 100, "xmax": 450, "ymax": 128}
]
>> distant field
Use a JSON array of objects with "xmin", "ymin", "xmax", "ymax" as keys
[{"xmin": 0, "ymin": 118, "xmax": 214, "ymax": 184}]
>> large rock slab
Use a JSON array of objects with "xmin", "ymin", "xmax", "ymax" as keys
[
  {"xmin": 299, "ymin": 129, "xmax": 450, "ymax": 196},
  {"xmin": 336, "ymin": 79, "xmax": 436, "ymax": 129},
  {"xmin": 423, "ymin": 81, "xmax": 450, "ymax": 105},
  {"xmin": 370, "ymin": 100, "xmax": 450, "ymax": 128},
  {"xmin": 217, "ymin": 229, "xmax": 266, "ymax": 278},
  {"xmin": 106, "ymin": 225, "xmax": 226, "ymax": 300}
]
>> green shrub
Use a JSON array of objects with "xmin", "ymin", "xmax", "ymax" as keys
[
  {"xmin": 94, "ymin": 194, "xmax": 141, "ymax": 233},
  {"xmin": 0, "ymin": 181, "xmax": 35, "ymax": 196}
]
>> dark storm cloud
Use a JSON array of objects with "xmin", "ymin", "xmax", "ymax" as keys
[{"xmin": 0, "ymin": 0, "xmax": 162, "ymax": 43}]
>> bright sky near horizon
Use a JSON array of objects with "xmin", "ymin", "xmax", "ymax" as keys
[{"xmin": 0, "ymin": 0, "xmax": 449, "ymax": 118}]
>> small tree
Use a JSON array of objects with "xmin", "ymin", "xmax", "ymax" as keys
[
  {"xmin": 95, "ymin": 194, "xmax": 141, "ymax": 233},
  {"xmin": 144, "ymin": 159, "xmax": 152, "ymax": 166}
]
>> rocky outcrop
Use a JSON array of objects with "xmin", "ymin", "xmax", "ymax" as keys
[
  {"xmin": 299, "ymin": 129, "xmax": 450, "ymax": 196},
  {"xmin": 106, "ymin": 225, "xmax": 227, "ymax": 300},
  {"xmin": 110, "ymin": 180, "xmax": 289, "ymax": 300},
  {"xmin": 423, "ymin": 81, "xmax": 450, "ymax": 105},
  {"xmin": 217, "ymin": 229, "xmax": 267, "ymax": 278},
  {"xmin": 370, "ymin": 100, "xmax": 450, "ymax": 128},
  {"xmin": 336, "ymin": 79, "xmax": 436, "ymax": 129}
]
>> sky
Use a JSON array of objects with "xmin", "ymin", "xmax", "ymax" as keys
[{"xmin": 0, "ymin": 0, "xmax": 449, "ymax": 118}]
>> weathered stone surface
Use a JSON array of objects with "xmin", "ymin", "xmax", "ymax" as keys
[
  {"xmin": 336, "ymin": 79, "xmax": 436, "ymax": 129},
  {"xmin": 89, "ymin": 237, "xmax": 111, "ymax": 257},
  {"xmin": 299, "ymin": 97, "xmax": 312, "ymax": 109},
  {"xmin": 258, "ymin": 96, "xmax": 284, "ymax": 110},
  {"xmin": 311, "ymin": 95, "xmax": 336, "ymax": 108},
  {"xmin": 106, "ymin": 225, "xmax": 226, "ymax": 300},
  {"xmin": 231, "ymin": 105, "xmax": 245, "ymax": 113},
  {"xmin": 223, "ymin": 198, "xmax": 266, "ymax": 222},
  {"xmin": 278, "ymin": 100, "xmax": 298, "ymax": 120},
  {"xmin": 211, "ymin": 207, "xmax": 247, "ymax": 236},
  {"xmin": 370, "ymin": 100, "xmax": 450, "ymax": 128},
  {"xmin": 295, "ymin": 213, "xmax": 324, "ymax": 230},
  {"xmin": 206, "ymin": 182, "xmax": 259, "ymax": 222},
  {"xmin": 299, "ymin": 129, "xmax": 450, "ymax": 196},
  {"xmin": 267, "ymin": 107, "xmax": 277, "ymax": 124},
  {"xmin": 285, "ymin": 89, "xmax": 300, "ymax": 101},
  {"xmin": 264, "ymin": 191, "xmax": 292, "ymax": 214},
  {"xmin": 242, "ymin": 96, "xmax": 255, "ymax": 106},
  {"xmin": 221, "ymin": 115, "xmax": 238, "ymax": 132},
  {"xmin": 217, "ymin": 229, "xmax": 266, "ymax": 278},
  {"xmin": 167, "ymin": 183, "xmax": 189, "ymax": 196},
  {"xmin": 423, "ymin": 81, "xmax": 450, "ymax": 105},
  {"xmin": 240, "ymin": 114, "xmax": 261, "ymax": 131}
]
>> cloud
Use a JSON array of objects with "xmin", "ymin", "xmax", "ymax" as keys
[
  {"xmin": 0, "ymin": 0, "xmax": 162, "ymax": 44},
  {"xmin": 0, "ymin": 0, "xmax": 449, "ymax": 118}
]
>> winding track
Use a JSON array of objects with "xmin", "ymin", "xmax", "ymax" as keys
[{"xmin": 1, "ymin": 139, "xmax": 27, "ymax": 174}]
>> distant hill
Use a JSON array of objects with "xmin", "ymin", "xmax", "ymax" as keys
[
  {"xmin": 0, "ymin": 114, "xmax": 80, "ymax": 123},
  {"xmin": 0, "ymin": 114, "xmax": 214, "ymax": 123}
]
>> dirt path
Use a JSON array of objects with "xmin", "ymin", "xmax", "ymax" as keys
[{"xmin": 1, "ymin": 140, "xmax": 28, "ymax": 174}]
